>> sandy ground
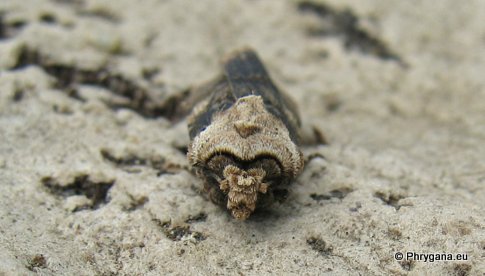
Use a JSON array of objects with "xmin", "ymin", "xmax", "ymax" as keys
[{"xmin": 1, "ymin": 0, "xmax": 484, "ymax": 275}]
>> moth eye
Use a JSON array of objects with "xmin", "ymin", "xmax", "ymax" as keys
[
  {"xmin": 206, "ymin": 155, "xmax": 237, "ymax": 175},
  {"xmin": 249, "ymin": 158, "xmax": 281, "ymax": 180}
]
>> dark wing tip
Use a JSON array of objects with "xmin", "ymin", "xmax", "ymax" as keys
[
  {"xmin": 223, "ymin": 48, "xmax": 269, "ymax": 82},
  {"xmin": 222, "ymin": 47, "xmax": 258, "ymax": 65}
]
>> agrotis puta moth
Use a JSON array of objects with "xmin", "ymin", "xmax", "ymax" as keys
[{"xmin": 187, "ymin": 49, "xmax": 304, "ymax": 220}]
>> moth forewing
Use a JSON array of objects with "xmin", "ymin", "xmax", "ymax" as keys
[{"xmin": 187, "ymin": 48, "xmax": 304, "ymax": 220}]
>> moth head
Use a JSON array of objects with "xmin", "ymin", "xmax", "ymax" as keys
[{"xmin": 219, "ymin": 165, "xmax": 268, "ymax": 220}]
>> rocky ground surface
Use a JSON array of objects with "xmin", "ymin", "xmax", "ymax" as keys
[{"xmin": 1, "ymin": 0, "xmax": 484, "ymax": 275}]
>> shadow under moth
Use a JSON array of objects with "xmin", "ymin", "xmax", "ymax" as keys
[{"xmin": 187, "ymin": 48, "xmax": 304, "ymax": 220}]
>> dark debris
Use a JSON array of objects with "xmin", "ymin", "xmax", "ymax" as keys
[
  {"xmin": 39, "ymin": 13, "xmax": 57, "ymax": 24},
  {"xmin": 42, "ymin": 174, "xmax": 114, "ymax": 211},
  {"xmin": 349, "ymin": 201, "xmax": 362, "ymax": 212},
  {"xmin": 53, "ymin": 0, "xmax": 119, "ymax": 23},
  {"xmin": 100, "ymin": 149, "xmax": 184, "ymax": 175},
  {"xmin": 310, "ymin": 187, "xmax": 353, "ymax": 202},
  {"xmin": 12, "ymin": 88, "xmax": 24, "ymax": 102},
  {"xmin": 77, "ymin": 9, "xmax": 121, "ymax": 23},
  {"xmin": 124, "ymin": 195, "xmax": 148, "ymax": 212},
  {"xmin": 51, "ymin": 0, "xmax": 85, "ymax": 6},
  {"xmin": 298, "ymin": 1, "xmax": 405, "ymax": 66},
  {"xmin": 399, "ymin": 259, "xmax": 415, "ymax": 271},
  {"xmin": 11, "ymin": 47, "xmax": 168, "ymax": 118},
  {"xmin": 0, "ymin": 13, "xmax": 6, "ymax": 39},
  {"xmin": 307, "ymin": 237, "xmax": 333, "ymax": 256},
  {"xmin": 153, "ymin": 219, "xmax": 206, "ymax": 243},
  {"xmin": 26, "ymin": 254, "xmax": 47, "ymax": 272},
  {"xmin": 374, "ymin": 191, "xmax": 405, "ymax": 210},
  {"xmin": 452, "ymin": 263, "xmax": 472, "ymax": 276},
  {"xmin": 142, "ymin": 67, "xmax": 160, "ymax": 81},
  {"xmin": 185, "ymin": 212, "xmax": 208, "ymax": 223},
  {"xmin": 0, "ymin": 12, "xmax": 28, "ymax": 39}
]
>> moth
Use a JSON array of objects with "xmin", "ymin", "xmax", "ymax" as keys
[{"xmin": 186, "ymin": 49, "xmax": 304, "ymax": 220}]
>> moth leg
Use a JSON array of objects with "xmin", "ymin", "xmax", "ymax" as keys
[
  {"xmin": 205, "ymin": 182, "xmax": 227, "ymax": 206},
  {"xmin": 299, "ymin": 121, "xmax": 328, "ymax": 146}
]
